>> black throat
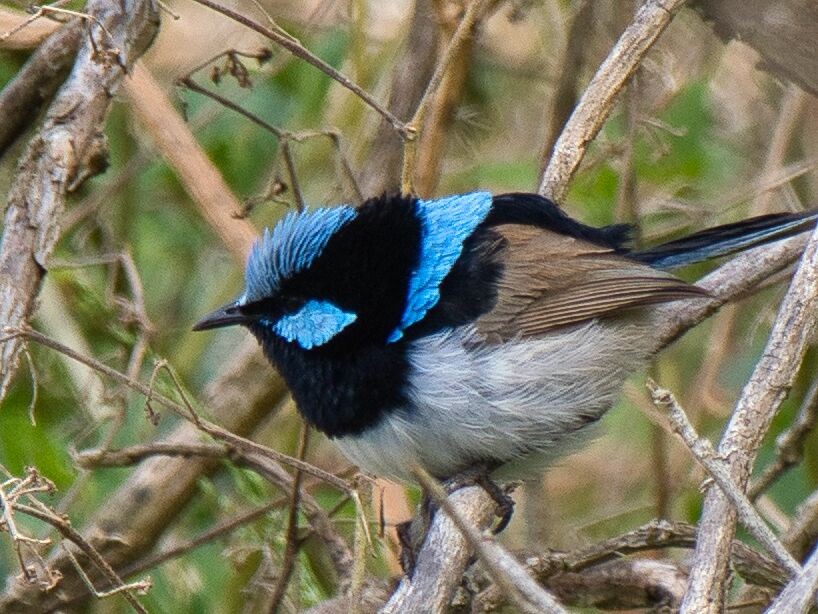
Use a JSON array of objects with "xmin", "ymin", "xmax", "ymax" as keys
[{"xmin": 251, "ymin": 326, "xmax": 411, "ymax": 437}]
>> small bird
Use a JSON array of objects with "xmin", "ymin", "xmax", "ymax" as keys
[{"xmin": 194, "ymin": 192, "xmax": 815, "ymax": 487}]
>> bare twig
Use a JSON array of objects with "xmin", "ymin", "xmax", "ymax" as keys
[
  {"xmin": 60, "ymin": 544, "xmax": 150, "ymax": 605},
  {"xmin": 122, "ymin": 64, "xmax": 256, "ymax": 263},
  {"xmin": 647, "ymin": 380, "xmax": 800, "ymax": 576},
  {"xmin": 13, "ymin": 502, "xmax": 150, "ymax": 613},
  {"xmin": 189, "ymin": 0, "xmax": 406, "ymax": 135},
  {"xmin": 0, "ymin": 7, "xmax": 60, "ymax": 50},
  {"xmin": 122, "ymin": 499, "xmax": 286, "ymax": 577},
  {"xmin": 538, "ymin": 0, "xmax": 688, "ymax": 202},
  {"xmin": 785, "ymin": 488, "xmax": 818, "ymax": 561},
  {"xmin": 5, "ymin": 328, "xmax": 350, "ymax": 493},
  {"xmin": 266, "ymin": 424, "xmax": 310, "ymax": 612},
  {"xmin": 681, "ymin": 227, "xmax": 818, "ymax": 610},
  {"xmin": 74, "ymin": 443, "xmax": 232, "ymax": 467},
  {"xmin": 359, "ymin": 0, "xmax": 438, "ymax": 196}
]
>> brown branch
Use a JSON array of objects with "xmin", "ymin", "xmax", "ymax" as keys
[
  {"xmin": 122, "ymin": 64, "xmax": 256, "ymax": 263},
  {"xmin": 360, "ymin": 0, "xmax": 438, "ymax": 196},
  {"xmin": 538, "ymin": 0, "xmax": 688, "ymax": 202},
  {"xmin": 0, "ymin": 0, "xmax": 159, "ymax": 402},
  {"xmin": 474, "ymin": 519, "xmax": 788, "ymax": 611},
  {"xmin": 74, "ymin": 443, "xmax": 232, "ymax": 468},
  {"xmin": 121, "ymin": 499, "xmax": 286, "ymax": 577},
  {"xmin": 785, "ymin": 488, "xmax": 818, "ymax": 562},
  {"xmin": 681, "ymin": 226, "xmax": 818, "ymax": 610},
  {"xmin": 0, "ymin": 16, "xmax": 81, "ymax": 156},
  {"xmin": 266, "ymin": 425, "xmax": 310, "ymax": 612},
  {"xmin": 0, "ymin": 7, "xmax": 60, "ymax": 50},
  {"xmin": 13, "ymin": 503, "xmax": 149, "ymax": 613},
  {"xmin": 0, "ymin": 337, "xmax": 288, "ymax": 613},
  {"xmin": 399, "ymin": 0, "xmax": 491, "ymax": 194}
]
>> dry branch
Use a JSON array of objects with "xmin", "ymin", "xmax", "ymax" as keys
[
  {"xmin": 538, "ymin": 0, "xmax": 688, "ymax": 202},
  {"xmin": 0, "ymin": 0, "xmax": 159, "ymax": 401},
  {"xmin": 0, "ymin": 15, "xmax": 80, "ymax": 155},
  {"xmin": 681, "ymin": 226, "xmax": 818, "ymax": 611},
  {"xmin": 122, "ymin": 63, "xmax": 257, "ymax": 263}
]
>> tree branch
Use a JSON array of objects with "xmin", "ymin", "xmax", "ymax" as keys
[
  {"xmin": 538, "ymin": 0, "xmax": 688, "ymax": 202},
  {"xmin": 681, "ymin": 226, "xmax": 818, "ymax": 611},
  {"xmin": 0, "ymin": 0, "xmax": 159, "ymax": 401}
]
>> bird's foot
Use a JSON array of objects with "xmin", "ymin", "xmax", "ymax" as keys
[
  {"xmin": 441, "ymin": 463, "xmax": 516, "ymax": 534},
  {"xmin": 397, "ymin": 464, "xmax": 517, "ymax": 576}
]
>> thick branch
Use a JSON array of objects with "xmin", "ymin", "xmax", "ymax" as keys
[
  {"xmin": 681, "ymin": 226, "xmax": 818, "ymax": 611},
  {"xmin": 0, "ymin": 0, "xmax": 159, "ymax": 401},
  {"xmin": 0, "ymin": 15, "xmax": 80, "ymax": 155}
]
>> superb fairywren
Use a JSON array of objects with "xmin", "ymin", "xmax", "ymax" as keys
[{"xmin": 194, "ymin": 192, "xmax": 816, "ymax": 483}]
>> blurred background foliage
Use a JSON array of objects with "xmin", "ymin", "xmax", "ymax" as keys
[{"xmin": 1, "ymin": 0, "xmax": 817, "ymax": 611}]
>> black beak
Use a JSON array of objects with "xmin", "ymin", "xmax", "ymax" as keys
[{"xmin": 192, "ymin": 301, "xmax": 250, "ymax": 331}]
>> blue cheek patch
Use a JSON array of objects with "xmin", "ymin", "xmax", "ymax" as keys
[
  {"xmin": 273, "ymin": 300, "xmax": 358, "ymax": 350},
  {"xmin": 389, "ymin": 192, "xmax": 493, "ymax": 342}
]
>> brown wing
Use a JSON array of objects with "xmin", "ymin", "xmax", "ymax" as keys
[{"xmin": 476, "ymin": 224, "xmax": 708, "ymax": 340}]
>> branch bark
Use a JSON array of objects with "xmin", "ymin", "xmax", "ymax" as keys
[
  {"xmin": 538, "ymin": 0, "xmax": 688, "ymax": 202},
  {"xmin": 0, "ymin": 14, "xmax": 79, "ymax": 155},
  {"xmin": 0, "ymin": 0, "xmax": 159, "ymax": 401},
  {"xmin": 681, "ymin": 228, "xmax": 818, "ymax": 611}
]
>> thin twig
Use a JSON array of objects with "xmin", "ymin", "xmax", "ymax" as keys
[
  {"xmin": 681, "ymin": 220, "xmax": 818, "ymax": 611},
  {"xmin": 400, "ymin": 0, "xmax": 489, "ymax": 194},
  {"xmin": 647, "ymin": 379, "xmax": 801, "ymax": 577},
  {"xmin": 749, "ymin": 378, "xmax": 818, "ymax": 500},
  {"xmin": 122, "ymin": 499, "xmax": 285, "ymax": 577},
  {"xmin": 74, "ymin": 443, "xmax": 232, "ymax": 467},
  {"xmin": 4, "ymin": 328, "xmax": 350, "ymax": 493},
  {"xmin": 266, "ymin": 424, "xmax": 310, "ymax": 612},
  {"xmin": 14, "ymin": 503, "xmax": 150, "ymax": 613},
  {"xmin": 60, "ymin": 544, "xmax": 151, "ymax": 603},
  {"xmin": 189, "ymin": 0, "xmax": 406, "ymax": 135}
]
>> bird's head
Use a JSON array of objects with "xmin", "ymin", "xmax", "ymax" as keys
[{"xmin": 194, "ymin": 193, "xmax": 494, "ymax": 354}]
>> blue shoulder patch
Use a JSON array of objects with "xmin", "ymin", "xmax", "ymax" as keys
[
  {"xmin": 272, "ymin": 300, "xmax": 358, "ymax": 350},
  {"xmin": 389, "ymin": 192, "xmax": 493, "ymax": 342},
  {"xmin": 244, "ymin": 206, "xmax": 357, "ymax": 303}
]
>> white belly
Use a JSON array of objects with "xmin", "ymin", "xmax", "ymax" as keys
[{"xmin": 334, "ymin": 321, "xmax": 652, "ymax": 482}]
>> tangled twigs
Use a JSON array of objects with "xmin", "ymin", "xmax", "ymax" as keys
[{"xmin": 0, "ymin": 467, "xmax": 151, "ymax": 611}]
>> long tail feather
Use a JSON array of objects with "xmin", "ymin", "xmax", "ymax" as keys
[{"xmin": 632, "ymin": 210, "xmax": 818, "ymax": 269}]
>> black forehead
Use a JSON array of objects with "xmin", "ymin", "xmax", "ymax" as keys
[{"xmin": 280, "ymin": 194, "xmax": 423, "ymax": 336}]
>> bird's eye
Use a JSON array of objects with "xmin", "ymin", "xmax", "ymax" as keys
[{"xmin": 280, "ymin": 295, "xmax": 304, "ymax": 313}]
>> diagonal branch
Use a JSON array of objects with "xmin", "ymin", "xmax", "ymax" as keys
[
  {"xmin": 681, "ymin": 225, "xmax": 818, "ymax": 611},
  {"xmin": 538, "ymin": 0, "xmax": 689, "ymax": 202},
  {"xmin": 0, "ymin": 0, "xmax": 160, "ymax": 402}
]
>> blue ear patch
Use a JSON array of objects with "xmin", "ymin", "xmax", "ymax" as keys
[
  {"xmin": 389, "ymin": 192, "xmax": 493, "ymax": 342},
  {"xmin": 272, "ymin": 300, "xmax": 358, "ymax": 349},
  {"xmin": 245, "ymin": 206, "xmax": 357, "ymax": 303}
]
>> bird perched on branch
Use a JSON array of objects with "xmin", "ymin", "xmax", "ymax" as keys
[{"xmin": 194, "ymin": 191, "xmax": 815, "ymax": 516}]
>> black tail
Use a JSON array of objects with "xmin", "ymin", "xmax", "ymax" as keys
[{"xmin": 632, "ymin": 210, "xmax": 818, "ymax": 269}]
